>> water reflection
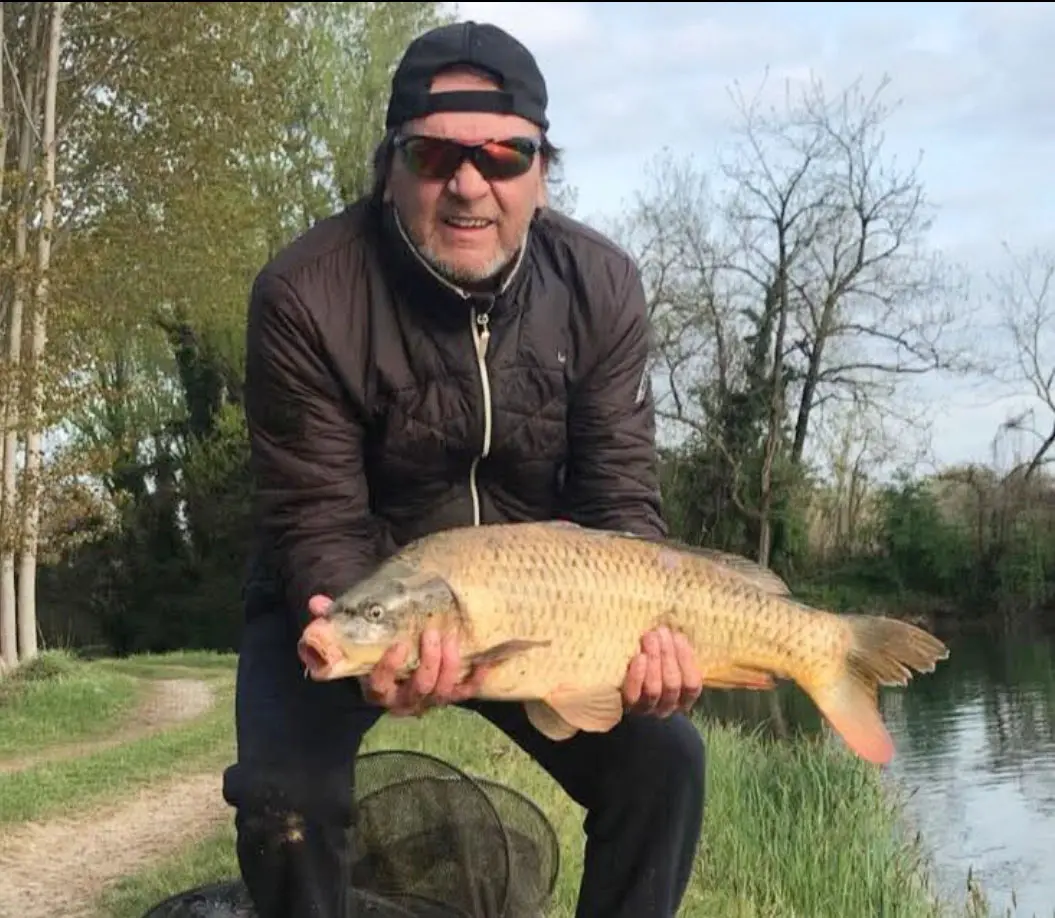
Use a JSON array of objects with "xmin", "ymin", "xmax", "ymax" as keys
[
  {"xmin": 695, "ymin": 629, "xmax": 1055, "ymax": 917},
  {"xmin": 881, "ymin": 631, "xmax": 1055, "ymax": 918}
]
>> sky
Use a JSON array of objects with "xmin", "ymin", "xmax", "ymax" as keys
[{"xmin": 448, "ymin": 1, "xmax": 1055, "ymax": 475}]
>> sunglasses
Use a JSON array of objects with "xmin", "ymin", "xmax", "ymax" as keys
[{"xmin": 395, "ymin": 134, "xmax": 541, "ymax": 182}]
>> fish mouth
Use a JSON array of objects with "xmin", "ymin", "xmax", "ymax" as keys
[{"xmin": 297, "ymin": 621, "xmax": 342, "ymax": 679}]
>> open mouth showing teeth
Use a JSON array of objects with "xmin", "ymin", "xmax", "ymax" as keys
[{"xmin": 444, "ymin": 217, "xmax": 492, "ymax": 229}]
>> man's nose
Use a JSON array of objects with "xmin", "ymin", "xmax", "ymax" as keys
[{"xmin": 445, "ymin": 159, "xmax": 490, "ymax": 199}]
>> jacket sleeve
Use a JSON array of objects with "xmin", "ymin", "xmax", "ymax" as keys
[
  {"xmin": 243, "ymin": 268, "xmax": 389, "ymax": 630},
  {"xmin": 561, "ymin": 259, "xmax": 668, "ymax": 540}
]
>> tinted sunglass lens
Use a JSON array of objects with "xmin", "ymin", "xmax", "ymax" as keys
[
  {"xmin": 474, "ymin": 139, "xmax": 537, "ymax": 179},
  {"xmin": 401, "ymin": 137, "xmax": 464, "ymax": 178}
]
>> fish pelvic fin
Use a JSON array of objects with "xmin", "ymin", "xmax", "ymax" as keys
[
  {"xmin": 811, "ymin": 615, "xmax": 950, "ymax": 765},
  {"xmin": 525, "ymin": 685, "xmax": 625, "ymax": 741},
  {"xmin": 524, "ymin": 701, "xmax": 579, "ymax": 741}
]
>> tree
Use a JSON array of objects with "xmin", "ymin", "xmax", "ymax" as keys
[
  {"xmin": 15, "ymin": 1, "xmax": 65, "ymax": 663},
  {"xmin": 614, "ymin": 73, "xmax": 971, "ymax": 568},
  {"xmin": 991, "ymin": 245, "xmax": 1055, "ymax": 481}
]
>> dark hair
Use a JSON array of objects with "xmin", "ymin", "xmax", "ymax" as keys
[{"xmin": 369, "ymin": 129, "xmax": 565, "ymax": 204}]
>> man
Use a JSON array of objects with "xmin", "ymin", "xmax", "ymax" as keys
[{"xmin": 222, "ymin": 19, "xmax": 706, "ymax": 918}]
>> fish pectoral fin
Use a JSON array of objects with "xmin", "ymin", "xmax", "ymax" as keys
[
  {"xmin": 524, "ymin": 701, "xmax": 580, "ymax": 741},
  {"xmin": 700, "ymin": 663, "xmax": 776, "ymax": 691},
  {"xmin": 543, "ymin": 686, "xmax": 625, "ymax": 734},
  {"xmin": 470, "ymin": 639, "xmax": 552, "ymax": 667}
]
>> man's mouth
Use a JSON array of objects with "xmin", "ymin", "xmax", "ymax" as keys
[{"xmin": 443, "ymin": 216, "xmax": 493, "ymax": 230}]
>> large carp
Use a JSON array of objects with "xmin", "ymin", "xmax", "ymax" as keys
[{"xmin": 297, "ymin": 521, "xmax": 948, "ymax": 764}]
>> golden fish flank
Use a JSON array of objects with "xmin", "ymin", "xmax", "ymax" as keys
[{"xmin": 297, "ymin": 520, "xmax": 949, "ymax": 765}]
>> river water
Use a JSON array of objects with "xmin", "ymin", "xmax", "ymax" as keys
[
  {"xmin": 696, "ymin": 627, "xmax": 1055, "ymax": 917},
  {"xmin": 880, "ymin": 629, "xmax": 1055, "ymax": 918}
]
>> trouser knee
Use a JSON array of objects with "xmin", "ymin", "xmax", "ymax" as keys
[
  {"xmin": 224, "ymin": 762, "xmax": 357, "ymax": 918},
  {"xmin": 615, "ymin": 713, "xmax": 707, "ymax": 806},
  {"xmin": 223, "ymin": 761, "xmax": 355, "ymax": 830}
]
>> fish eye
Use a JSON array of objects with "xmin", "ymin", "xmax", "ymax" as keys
[{"xmin": 365, "ymin": 604, "xmax": 385, "ymax": 622}]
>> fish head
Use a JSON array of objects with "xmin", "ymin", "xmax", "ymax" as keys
[{"xmin": 297, "ymin": 561, "xmax": 462, "ymax": 681}]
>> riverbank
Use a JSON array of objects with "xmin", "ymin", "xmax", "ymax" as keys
[{"xmin": 0, "ymin": 649, "xmax": 993, "ymax": 918}]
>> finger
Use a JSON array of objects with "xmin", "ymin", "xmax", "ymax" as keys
[
  {"xmin": 656, "ymin": 628, "xmax": 682, "ymax": 716},
  {"xmin": 368, "ymin": 642, "xmax": 409, "ymax": 701},
  {"xmin": 411, "ymin": 629, "xmax": 442, "ymax": 697},
  {"xmin": 432, "ymin": 632, "xmax": 462, "ymax": 702},
  {"xmin": 673, "ymin": 632, "xmax": 703, "ymax": 711},
  {"xmin": 622, "ymin": 652, "xmax": 647, "ymax": 708},
  {"xmin": 452, "ymin": 661, "xmax": 494, "ymax": 702},
  {"xmin": 307, "ymin": 595, "xmax": 333, "ymax": 618},
  {"xmin": 641, "ymin": 631, "xmax": 663, "ymax": 710}
]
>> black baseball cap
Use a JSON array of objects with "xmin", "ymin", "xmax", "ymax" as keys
[{"xmin": 385, "ymin": 21, "xmax": 549, "ymax": 132}]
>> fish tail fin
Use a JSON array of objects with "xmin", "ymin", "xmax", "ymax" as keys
[{"xmin": 809, "ymin": 614, "xmax": 949, "ymax": 765}]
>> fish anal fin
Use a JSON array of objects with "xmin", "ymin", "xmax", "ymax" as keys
[
  {"xmin": 699, "ymin": 663, "xmax": 776, "ymax": 691},
  {"xmin": 525, "ymin": 701, "xmax": 580, "ymax": 741},
  {"xmin": 470, "ymin": 639, "xmax": 551, "ymax": 667},
  {"xmin": 544, "ymin": 685, "xmax": 625, "ymax": 735},
  {"xmin": 808, "ymin": 615, "xmax": 949, "ymax": 766}
]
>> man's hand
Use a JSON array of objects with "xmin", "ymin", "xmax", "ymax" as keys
[
  {"xmin": 307, "ymin": 594, "xmax": 492, "ymax": 717},
  {"xmin": 622, "ymin": 627, "xmax": 703, "ymax": 718}
]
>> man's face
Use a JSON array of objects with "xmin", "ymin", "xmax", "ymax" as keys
[{"xmin": 386, "ymin": 69, "xmax": 547, "ymax": 288}]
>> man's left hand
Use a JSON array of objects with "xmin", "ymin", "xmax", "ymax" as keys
[{"xmin": 622, "ymin": 627, "xmax": 703, "ymax": 717}]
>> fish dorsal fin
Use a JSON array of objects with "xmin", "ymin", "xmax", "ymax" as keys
[
  {"xmin": 676, "ymin": 544, "xmax": 791, "ymax": 596},
  {"xmin": 540, "ymin": 521, "xmax": 790, "ymax": 597}
]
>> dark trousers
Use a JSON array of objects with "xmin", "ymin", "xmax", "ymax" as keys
[{"xmin": 222, "ymin": 611, "xmax": 706, "ymax": 918}]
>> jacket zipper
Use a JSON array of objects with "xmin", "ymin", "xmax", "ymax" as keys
[{"xmin": 468, "ymin": 305, "xmax": 493, "ymax": 526}]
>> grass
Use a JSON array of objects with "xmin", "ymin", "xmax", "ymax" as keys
[
  {"xmin": 0, "ymin": 650, "xmax": 143, "ymax": 758},
  {"xmin": 0, "ymin": 650, "xmax": 236, "ymax": 826},
  {"xmin": 0, "ymin": 648, "xmax": 1000, "ymax": 918}
]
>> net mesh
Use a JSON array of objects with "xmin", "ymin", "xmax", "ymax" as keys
[{"xmin": 140, "ymin": 749, "xmax": 560, "ymax": 918}]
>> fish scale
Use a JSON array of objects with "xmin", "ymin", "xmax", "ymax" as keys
[{"xmin": 299, "ymin": 520, "xmax": 949, "ymax": 765}]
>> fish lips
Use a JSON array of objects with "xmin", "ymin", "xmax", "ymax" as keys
[{"xmin": 297, "ymin": 619, "xmax": 393, "ymax": 681}]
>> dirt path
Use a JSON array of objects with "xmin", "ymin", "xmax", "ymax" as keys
[
  {"xmin": 0, "ymin": 770, "xmax": 230, "ymax": 918},
  {"xmin": 0, "ymin": 678, "xmax": 215, "ymax": 775}
]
